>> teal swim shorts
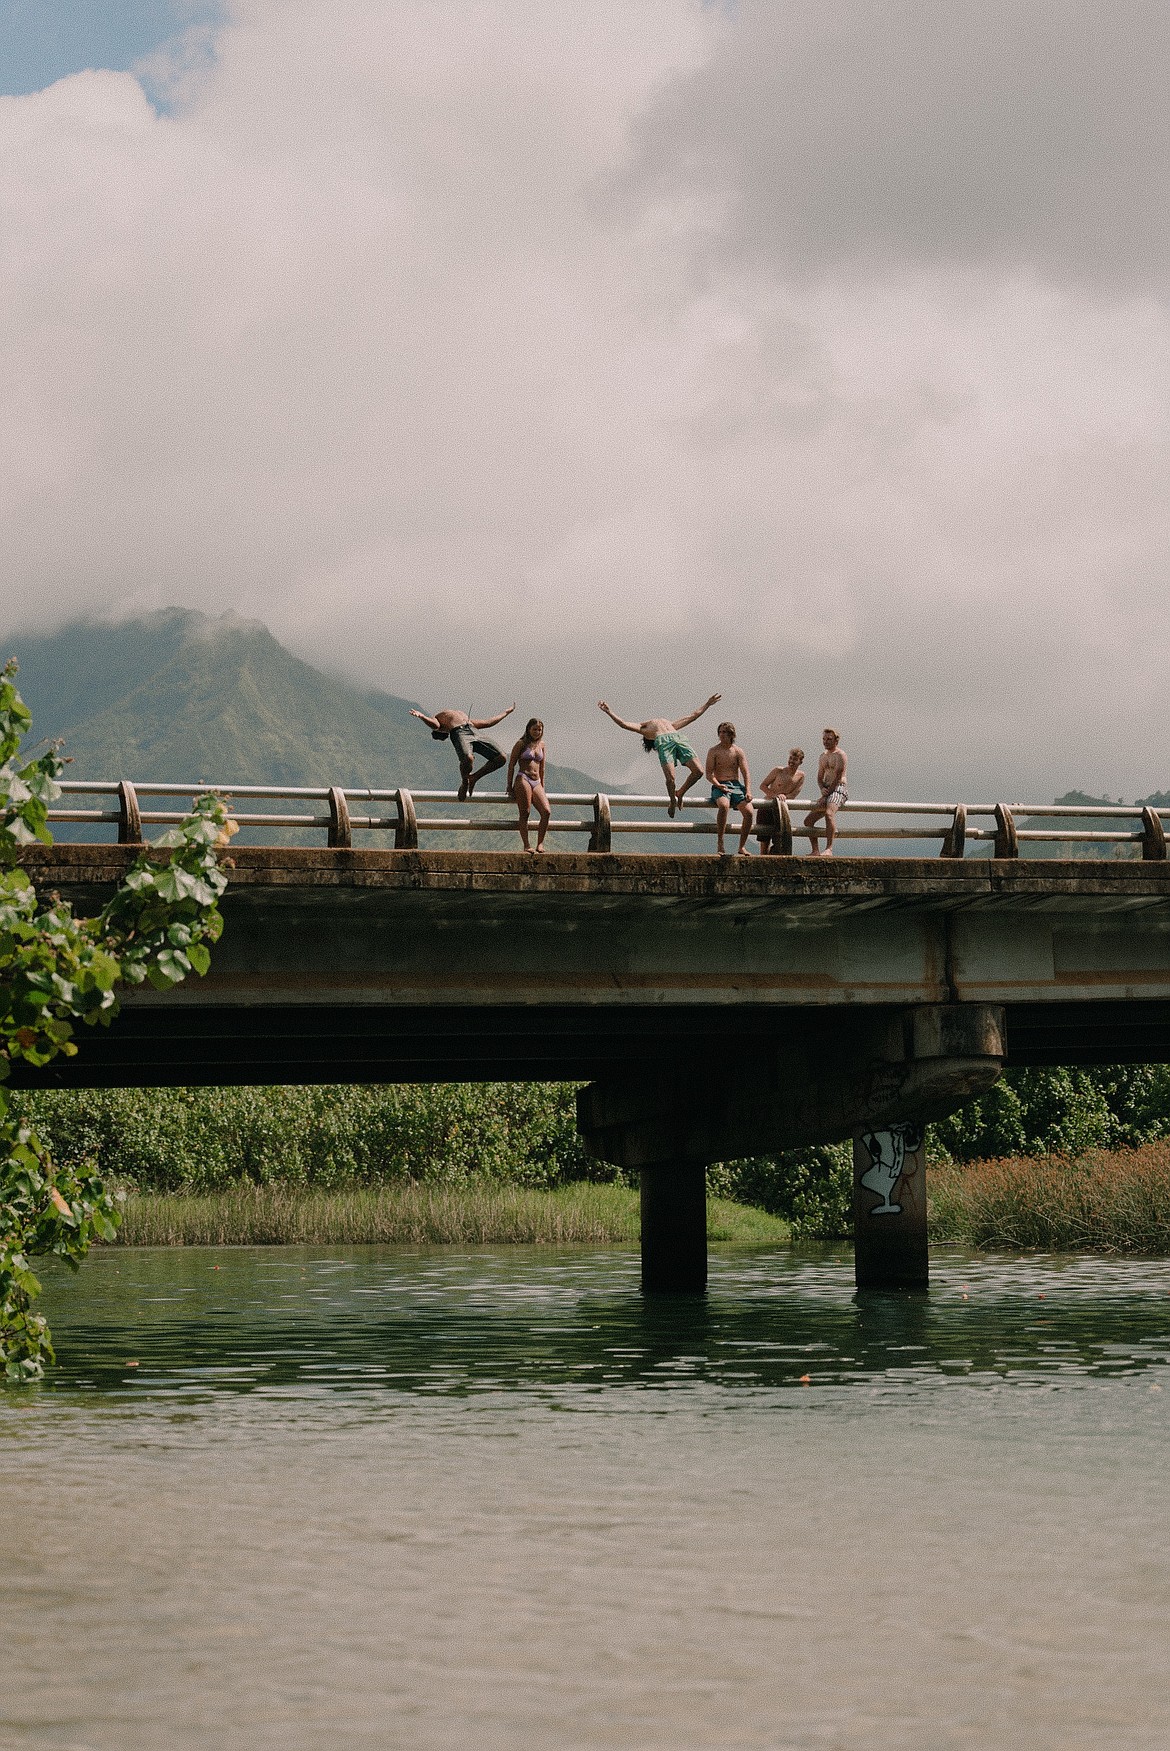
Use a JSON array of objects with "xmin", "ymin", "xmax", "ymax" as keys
[{"xmin": 654, "ymin": 730, "xmax": 696, "ymax": 770}]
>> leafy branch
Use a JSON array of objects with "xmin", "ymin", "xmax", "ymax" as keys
[{"xmin": 1, "ymin": 659, "xmax": 233, "ymax": 1378}]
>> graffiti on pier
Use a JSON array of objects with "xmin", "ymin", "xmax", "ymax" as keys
[{"xmin": 857, "ymin": 1123, "xmax": 924, "ymax": 1217}]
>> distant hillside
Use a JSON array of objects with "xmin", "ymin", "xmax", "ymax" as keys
[
  {"xmin": 6, "ymin": 609, "xmax": 605, "ymax": 795},
  {"xmin": 971, "ymin": 790, "xmax": 1159, "ymax": 860}
]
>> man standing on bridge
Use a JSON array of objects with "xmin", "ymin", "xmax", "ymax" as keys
[
  {"xmin": 410, "ymin": 702, "xmax": 516, "ymax": 799},
  {"xmin": 804, "ymin": 728, "xmax": 847, "ymax": 856}
]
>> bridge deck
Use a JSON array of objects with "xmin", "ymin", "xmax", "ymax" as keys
[{"xmin": 15, "ymin": 846, "xmax": 1170, "ymax": 1085}]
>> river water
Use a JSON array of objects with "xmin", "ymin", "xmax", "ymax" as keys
[{"xmin": 4, "ymin": 1245, "xmax": 1170, "ymax": 1750}]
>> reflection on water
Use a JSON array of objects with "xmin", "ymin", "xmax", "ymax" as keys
[
  {"xmin": 28, "ymin": 1245, "xmax": 1170, "ymax": 1405},
  {"xmin": 5, "ymin": 1246, "xmax": 1170, "ymax": 1750}
]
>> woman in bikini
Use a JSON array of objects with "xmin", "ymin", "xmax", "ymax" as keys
[{"xmin": 507, "ymin": 718, "xmax": 552, "ymax": 853}]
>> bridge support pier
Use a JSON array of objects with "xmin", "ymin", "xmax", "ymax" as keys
[
  {"xmin": 853, "ymin": 1127, "xmax": 929, "ymax": 1291},
  {"xmin": 577, "ymin": 1005, "xmax": 1004, "ymax": 1298},
  {"xmin": 640, "ymin": 1162, "xmax": 707, "ymax": 1295}
]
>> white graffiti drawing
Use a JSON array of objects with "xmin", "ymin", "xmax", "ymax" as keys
[{"xmin": 858, "ymin": 1124, "xmax": 924, "ymax": 1216}]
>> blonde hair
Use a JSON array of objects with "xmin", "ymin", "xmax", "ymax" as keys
[
  {"xmin": 790, "ymin": 748, "xmax": 805, "ymax": 763},
  {"xmin": 823, "ymin": 727, "xmax": 840, "ymax": 742}
]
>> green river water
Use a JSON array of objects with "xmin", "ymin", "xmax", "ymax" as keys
[{"xmin": 4, "ymin": 1245, "xmax": 1170, "ymax": 1749}]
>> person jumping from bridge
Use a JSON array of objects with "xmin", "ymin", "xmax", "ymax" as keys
[
  {"xmin": 706, "ymin": 722, "xmax": 754, "ymax": 855},
  {"xmin": 804, "ymin": 728, "xmax": 847, "ymax": 856},
  {"xmin": 757, "ymin": 747, "xmax": 805, "ymax": 854},
  {"xmin": 507, "ymin": 717, "xmax": 551, "ymax": 853},
  {"xmin": 409, "ymin": 702, "xmax": 516, "ymax": 799},
  {"xmin": 597, "ymin": 693, "xmax": 721, "ymax": 816}
]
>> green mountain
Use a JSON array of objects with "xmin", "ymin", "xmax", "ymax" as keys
[{"xmin": 7, "ymin": 608, "xmax": 605, "ymax": 796}]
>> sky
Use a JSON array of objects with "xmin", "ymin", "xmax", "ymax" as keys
[{"xmin": 1, "ymin": 0, "xmax": 1168, "ymax": 799}]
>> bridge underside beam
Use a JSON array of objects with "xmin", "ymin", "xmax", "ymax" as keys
[{"xmin": 11, "ymin": 1000, "xmax": 1170, "ymax": 1091}]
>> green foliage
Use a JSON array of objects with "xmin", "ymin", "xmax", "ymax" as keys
[
  {"xmin": 708, "ymin": 1145, "xmax": 853, "ymax": 1239},
  {"xmin": 15, "ymin": 1083, "xmax": 604, "ymax": 1195},
  {"xmin": 1, "ymin": 660, "xmax": 228, "ymax": 1379},
  {"xmin": 929, "ymin": 1065, "xmax": 1170, "ymax": 1164}
]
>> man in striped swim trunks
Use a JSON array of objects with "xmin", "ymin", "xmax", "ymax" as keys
[
  {"xmin": 597, "ymin": 693, "xmax": 721, "ymax": 816},
  {"xmin": 804, "ymin": 728, "xmax": 848, "ymax": 856}
]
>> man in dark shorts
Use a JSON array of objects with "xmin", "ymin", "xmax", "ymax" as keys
[{"xmin": 409, "ymin": 702, "xmax": 516, "ymax": 798}]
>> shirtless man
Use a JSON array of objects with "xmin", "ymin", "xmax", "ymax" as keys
[
  {"xmin": 757, "ymin": 747, "xmax": 804, "ymax": 855},
  {"xmin": 409, "ymin": 702, "xmax": 515, "ymax": 799},
  {"xmin": 597, "ymin": 693, "xmax": 721, "ymax": 816},
  {"xmin": 705, "ymin": 722, "xmax": 754, "ymax": 856},
  {"xmin": 804, "ymin": 728, "xmax": 848, "ymax": 856}
]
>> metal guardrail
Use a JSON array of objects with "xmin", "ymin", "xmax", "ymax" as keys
[{"xmin": 44, "ymin": 781, "xmax": 1169, "ymax": 859}]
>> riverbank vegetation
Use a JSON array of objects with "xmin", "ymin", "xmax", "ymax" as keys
[
  {"xmin": 929, "ymin": 1143, "xmax": 1170, "ymax": 1253},
  {"xmin": 14, "ymin": 1063, "xmax": 1170, "ymax": 1254},
  {"xmin": 112, "ymin": 1181, "xmax": 790, "ymax": 1247}
]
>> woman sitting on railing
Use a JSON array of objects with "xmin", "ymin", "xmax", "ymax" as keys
[{"xmin": 508, "ymin": 718, "xmax": 552, "ymax": 853}]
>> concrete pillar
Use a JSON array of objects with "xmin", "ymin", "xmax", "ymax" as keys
[
  {"xmin": 853, "ymin": 1125, "xmax": 928, "ymax": 1291},
  {"xmin": 640, "ymin": 1162, "xmax": 707, "ymax": 1295}
]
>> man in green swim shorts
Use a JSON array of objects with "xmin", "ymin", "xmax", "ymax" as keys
[{"xmin": 597, "ymin": 692, "xmax": 721, "ymax": 816}]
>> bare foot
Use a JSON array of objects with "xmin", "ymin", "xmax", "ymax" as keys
[
  {"xmin": 738, "ymin": 846, "xmax": 751, "ymax": 857},
  {"xmin": 535, "ymin": 844, "xmax": 546, "ymax": 853},
  {"xmin": 667, "ymin": 794, "xmax": 677, "ymax": 818}
]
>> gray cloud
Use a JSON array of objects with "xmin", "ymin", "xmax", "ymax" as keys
[
  {"xmin": 1, "ymin": 1, "xmax": 1168, "ymax": 806},
  {"xmin": 621, "ymin": 0, "xmax": 1170, "ymax": 287}
]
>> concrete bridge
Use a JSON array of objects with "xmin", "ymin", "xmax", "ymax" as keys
[{"xmin": 17, "ymin": 844, "xmax": 1170, "ymax": 1294}]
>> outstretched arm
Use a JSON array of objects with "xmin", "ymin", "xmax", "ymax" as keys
[
  {"xmin": 672, "ymin": 693, "xmax": 721, "ymax": 731},
  {"xmin": 409, "ymin": 709, "xmax": 440, "ymax": 731},
  {"xmin": 472, "ymin": 703, "xmax": 516, "ymax": 729},
  {"xmin": 598, "ymin": 701, "xmax": 642, "ymax": 734}
]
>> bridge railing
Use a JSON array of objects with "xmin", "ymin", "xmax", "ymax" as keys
[{"xmin": 45, "ymin": 781, "xmax": 1169, "ymax": 859}]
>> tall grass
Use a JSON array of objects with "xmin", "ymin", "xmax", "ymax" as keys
[
  {"xmin": 111, "ymin": 1182, "xmax": 791, "ymax": 1247},
  {"xmin": 929, "ymin": 1142, "xmax": 1170, "ymax": 1253}
]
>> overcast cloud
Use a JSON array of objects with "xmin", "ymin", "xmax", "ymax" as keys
[{"xmin": 1, "ymin": 0, "xmax": 1168, "ymax": 799}]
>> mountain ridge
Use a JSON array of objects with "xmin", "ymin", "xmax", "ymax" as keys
[{"xmin": 7, "ymin": 609, "xmax": 607, "ymax": 796}]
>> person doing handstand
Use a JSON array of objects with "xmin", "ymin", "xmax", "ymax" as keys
[
  {"xmin": 507, "ymin": 717, "xmax": 551, "ymax": 853},
  {"xmin": 757, "ymin": 747, "xmax": 804, "ymax": 855},
  {"xmin": 706, "ymin": 722, "xmax": 754, "ymax": 856},
  {"xmin": 597, "ymin": 693, "xmax": 721, "ymax": 815},
  {"xmin": 409, "ymin": 702, "xmax": 515, "ymax": 799},
  {"xmin": 804, "ymin": 728, "xmax": 847, "ymax": 856}
]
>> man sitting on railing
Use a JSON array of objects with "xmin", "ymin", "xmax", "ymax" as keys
[
  {"xmin": 409, "ymin": 702, "xmax": 515, "ymax": 800},
  {"xmin": 757, "ymin": 747, "xmax": 805, "ymax": 854},
  {"xmin": 706, "ymin": 722, "xmax": 755, "ymax": 856}
]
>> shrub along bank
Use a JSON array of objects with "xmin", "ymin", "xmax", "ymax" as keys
[
  {"xmin": 14, "ymin": 1064, "xmax": 1170, "ymax": 1248},
  {"xmin": 929, "ymin": 1143, "xmax": 1170, "ymax": 1253}
]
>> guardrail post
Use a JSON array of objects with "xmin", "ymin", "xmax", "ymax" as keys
[
  {"xmin": 589, "ymin": 793, "xmax": 612, "ymax": 854},
  {"xmin": 327, "ymin": 786, "xmax": 352, "ymax": 849},
  {"xmin": 993, "ymin": 803, "xmax": 1018, "ymax": 858},
  {"xmin": 940, "ymin": 803, "xmax": 966, "ymax": 859},
  {"xmin": 1141, "ymin": 806, "xmax": 1166, "ymax": 861},
  {"xmin": 776, "ymin": 796, "xmax": 794, "ymax": 856},
  {"xmin": 395, "ymin": 788, "xmax": 418, "ymax": 850},
  {"xmin": 117, "ymin": 780, "xmax": 142, "ymax": 845},
  {"xmin": 755, "ymin": 798, "xmax": 793, "ymax": 855}
]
